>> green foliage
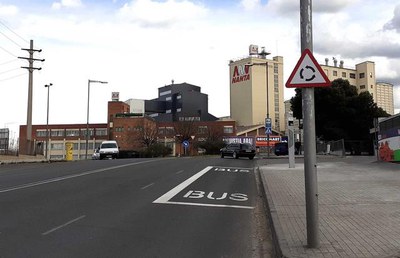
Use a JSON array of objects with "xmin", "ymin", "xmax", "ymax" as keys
[{"xmin": 290, "ymin": 79, "xmax": 390, "ymax": 141}]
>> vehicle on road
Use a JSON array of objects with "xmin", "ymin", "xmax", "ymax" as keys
[
  {"xmin": 99, "ymin": 140, "xmax": 119, "ymax": 160},
  {"xmin": 274, "ymin": 142, "xmax": 288, "ymax": 156},
  {"xmin": 92, "ymin": 148, "xmax": 100, "ymax": 160},
  {"xmin": 220, "ymin": 143, "xmax": 256, "ymax": 160}
]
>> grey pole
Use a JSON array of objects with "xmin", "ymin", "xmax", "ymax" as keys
[
  {"xmin": 45, "ymin": 83, "xmax": 53, "ymax": 160},
  {"xmin": 300, "ymin": 0, "xmax": 319, "ymax": 248},
  {"xmin": 85, "ymin": 80, "xmax": 108, "ymax": 159},
  {"xmin": 85, "ymin": 79, "xmax": 91, "ymax": 159},
  {"xmin": 265, "ymin": 61, "xmax": 270, "ymax": 158}
]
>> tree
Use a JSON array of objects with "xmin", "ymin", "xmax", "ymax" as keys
[
  {"xmin": 196, "ymin": 124, "xmax": 225, "ymax": 154},
  {"xmin": 290, "ymin": 78, "xmax": 389, "ymax": 141}
]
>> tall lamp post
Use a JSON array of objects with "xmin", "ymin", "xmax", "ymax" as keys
[
  {"xmin": 85, "ymin": 79, "xmax": 108, "ymax": 159},
  {"xmin": 246, "ymin": 57, "xmax": 271, "ymax": 156},
  {"xmin": 44, "ymin": 83, "xmax": 53, "ymax": 160}
]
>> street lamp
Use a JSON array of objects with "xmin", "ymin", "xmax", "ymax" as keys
[
  {"xmin": 85, "ymin": 79, "xmax": 108, "ymax": 159},
  {"xmin": 245, "ymin": 58, "xmax": 271, "ymax": 157},
  {"xmin": 44, "ymin": 83, "xmax": 53, "ymax": 160}
]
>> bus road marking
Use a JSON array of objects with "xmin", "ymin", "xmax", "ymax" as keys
[{"xmin": 153, "ymin": 166, "xmax": 254, "ymax": 210}]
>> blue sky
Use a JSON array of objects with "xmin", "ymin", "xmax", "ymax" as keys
[{"xmin": 0, "ymin": 0, "xmax": 399, "ymax": 137}]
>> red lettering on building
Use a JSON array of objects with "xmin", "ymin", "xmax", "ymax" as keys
[{"xmin": 232, "ymin": 65, "xmax": 250, "ymax": 84}]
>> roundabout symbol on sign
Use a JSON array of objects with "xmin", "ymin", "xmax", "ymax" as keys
[{"xmin": 300, "ymin": 65, "xmax": 316, "ymax": 82}]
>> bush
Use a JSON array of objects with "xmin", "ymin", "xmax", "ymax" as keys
[
  {"xmin": 142, "ymin": 143, "xmax": 172, "ymax": 157},
  {"xmin": 197, "ymin": 140, "xmax": 226, "ymax": 155}
]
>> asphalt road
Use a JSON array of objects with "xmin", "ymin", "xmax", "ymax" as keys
[{"xmin": 0, "ymin": 156, "xmax": 273, "ymax": 258}]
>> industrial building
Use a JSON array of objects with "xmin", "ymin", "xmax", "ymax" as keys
[
  {"xmin": 19, "ymin": 82, "xmax": 235, "ymax": 159},
  {"xmin": 229, "ymin": 45, "xmax": 285, "ymax": 133}
]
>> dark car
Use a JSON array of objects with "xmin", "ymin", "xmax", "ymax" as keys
[
  {"xmin": 220, "ymin": 143, "xmax": 256, "ymax": 160},
  {"xmin": 274, "ymin": 142, "xmax": 288, "ymax": 156}
]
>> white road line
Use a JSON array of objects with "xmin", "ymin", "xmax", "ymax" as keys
[
  {"xmin": 162, "ymin": 201, "xmax": 254, "ymax": 210},
  {"xmin": 42, "ymin": 215, "xmax": 86, "ymax": 236},
  {"xmin": 175, "ymin": 170, "xmax": 184, "ymax": 174},
  {"xmin": 141, "ymin": 183, "xmax": 155, "ymax": 190},
  {"xmin": 0, "ymin": 159, "xmax": 166, "ymax": 194},
  {"xmin": 153, "ymin": 166, "xmax": 213, "ymax": 204}
]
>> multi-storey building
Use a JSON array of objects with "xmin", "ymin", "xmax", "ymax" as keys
[
  {"xmin": 320, "ymin": 58, "xmax": 394, "ymax": 114},
  {"xmin": 229, "ymin": 45, "xmax": 285, "ymax": 133},
  {"xmin": 376, "ymin": 82, "xmax": 395, "ymax": 115}
]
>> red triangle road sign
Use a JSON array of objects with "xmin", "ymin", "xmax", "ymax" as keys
[{"xmin": 286, "ymin": 49, "xmax": 331, "ymax": 88}]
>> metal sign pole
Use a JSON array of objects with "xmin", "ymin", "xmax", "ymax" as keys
[{"xmin": 300, "ymin": 0, "xmax": 320, "ymax": 248}]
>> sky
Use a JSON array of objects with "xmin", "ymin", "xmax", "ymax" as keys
[{"xmin": 1, "ymin": 0, "xmax": 399, "ymax": 139}]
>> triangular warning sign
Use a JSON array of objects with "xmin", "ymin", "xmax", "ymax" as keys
[{"xmin": 286, "ymin": 49, "xmax": 331, "ymax": 88}]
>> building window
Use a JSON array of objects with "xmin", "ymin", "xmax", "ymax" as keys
[
  {"xmin": 66, "ymin": 129, "xmax": 80, "ymax": 137},
  {"xmin": 223, "ymin": 126, "xmax": 233, "ymax": 134},
  {"xmin": 166, "ymin": 127, "xmax": 175, "ymax": 135},
  {"xmin": 36, "ymin": 130, "xmax": 47, "ymax": 137},
  {"xmin": 342, "ymin": 72, "xmax": 346, "ymax": 77},
  {"xmin": 360, "ymin": 85, "xmax": 366, "ymax": 89},
  {"xmin": 350, "ymin": 73, "xmax": 356, "ymax": 79},
  {"xmin": 370, "ymin": 72, "xmax": 373, "ymax": 78},
  {"xmin": 359, "ymin": 73, "xmax": 365, "ymax": 79},
  {"xmin": 166, "ymin": 109, "xmax": 171, "ymax": 114},
  {"xmin": 177, "ymin": 95, "xmax": 182, "ymax": 99},
  {"xmin": 160, "ymin": 90, "xmax": 171, "ymax": 96},
  {"xmin": 158, "ymin": 127, "xmax": 165, "ymax": 135},
  {"xmin": 51, "ymin": 129, "xmax": 65, "ymax": 137},
  {"xmin": 81, "ymin": 129, "xmax": 94, "ymax": 137},
  {"xmin": 177, "ymin": 108, "xmax": 182, "ymax": 113},
  {"xmin": 274, "ymin": 66, "xmax": 278, "ymax": 73},
  {"xmin": 333, "ymin": 71, "xmax": 337, "ymax": 76},
  {"xmin": 197, "ymin": 126, "xmax": 208, "ymax": 134},
  {"xmin": 371, "ymin": 85, "xmax": 373, "ymax": 89},
  {"xmin": 50, "ymin": 143, "xmax": 63, "ymax": 150},
  {"xmin": 115, "ymin": 127, "xmax": 124, "ymax": 132},
  {"xmin": 166, "ymin": 96, "xmax": 172, "ymax": 101},
  {"xmin": 96, "ymin": 128, "xmax": 107, "ymax": 136}
]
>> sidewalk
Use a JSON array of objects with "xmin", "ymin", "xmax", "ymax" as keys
[
  {"xmin": 258, "ymin": 156, "xmax": 400, "ymax": 258},
  {"xmin": 0, "ymin": 154, "xmax": 47, "ymax": 165}
]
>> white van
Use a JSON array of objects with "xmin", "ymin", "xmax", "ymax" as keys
[{"xmin": 99, "ymin": 140, "xmax": 119, "ymax": 159}]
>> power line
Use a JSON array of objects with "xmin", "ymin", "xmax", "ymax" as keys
[
  {"xmin": 0, "ymin": 29, "xmax": 23, "ymax": 48},
  {"xmin": 0, "ymin": 73, "xmax": 25, "ymax": 82},
  {"xmin": 0, "ymin": 59, "xmax": 19, "ymax": 66},
  {"xmin": 0, "ymin": 19, "xmax": 29, "ymax": 45},
  {"xmin": 0, "ymin": 67, "xmax": 20, "ymax": 75},
  {"xmin": 0, "ymin": 45, "xmax": 18, "ymax": 57}
]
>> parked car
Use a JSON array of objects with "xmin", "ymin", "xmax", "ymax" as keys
[
  {"xmin": 220, "ymin": 143, "xmax": 256, "ymax": 160},
  {"xmin": 99, "ymin": 140, "xmax": 119, "ymax": 159},
  {"xmin": 92, "ymin": 148, "xmax": 100, "ymax": 160},
  {"xmin": 274, "ymin": 142, "xmax": 288, "ymax": 156}
]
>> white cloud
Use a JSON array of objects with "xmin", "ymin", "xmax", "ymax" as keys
[
  {"xmin": 266, "ymin": 0, "xmax": 359, "ymax": 15},
  {"xmin": 240, "ymin": 0, "xmax": 261, "ymax": 11},
  {"xmin": 52, "ymin": 0, "xmax": 83, "ymax": 10},
  {"xmin": 0, "ymin": 4, "xmax": 18, "ymax": 16},
  {"xmin": 118, "ymin": 0, "xmax": 208, "ymax": 27},
  {"xmin": 384, "ymin": 4, "xmax": 400, "ymax": 32}
]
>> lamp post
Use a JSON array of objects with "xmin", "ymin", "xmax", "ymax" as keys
[
  {"xmin": 44, "ymin": 83, "xmax": 53, "ymax": 160},
  {"xmin": 85, "ymin": 79, "xmax": 108, "ymax": 159},
  {"xmin": 245, "ymin": 58, "xmax": 271, "ymax": 157}
]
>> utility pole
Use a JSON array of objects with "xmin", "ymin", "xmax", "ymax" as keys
[
  {"xmin": 300, "ymin": 0, "xmax": 319, "ymax": 248},
  {"xmin": 18, "ymin": 39, "xmax": 45, "ymax": 155}
]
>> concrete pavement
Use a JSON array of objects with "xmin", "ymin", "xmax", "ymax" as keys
[
  {"xmin": 0, "ymin": 154, "xmax": 46, "ymax": 164},
  {"xmin": 258, "ymin": 156, "xmax": 400, "ymax": 258}
]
